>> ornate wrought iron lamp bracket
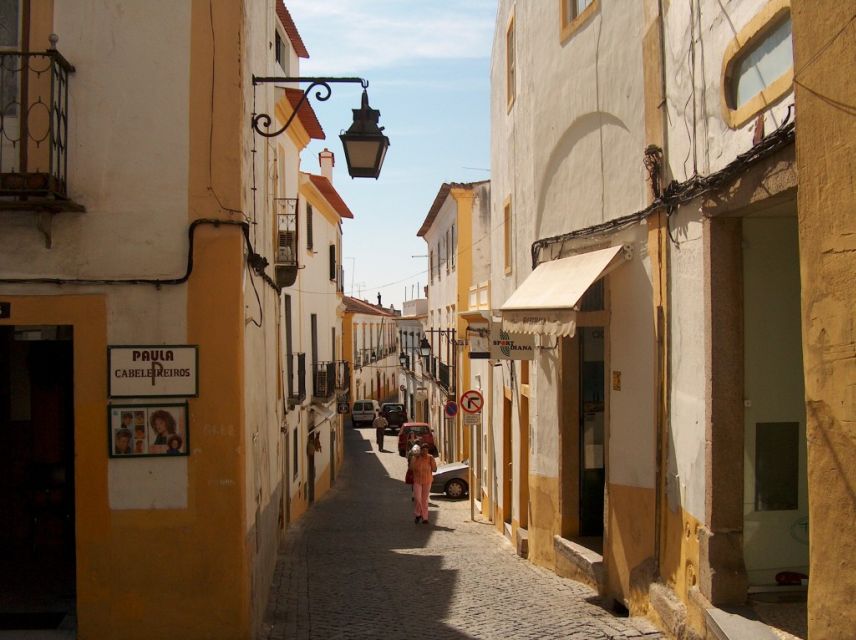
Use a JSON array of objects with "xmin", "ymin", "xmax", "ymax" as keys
[{"xmin": 251, "ymin": 76, "xmax": 369, "ymax": 138}]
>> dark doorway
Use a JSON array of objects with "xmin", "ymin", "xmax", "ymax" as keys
[
  {"xmin": 0, "ymin": 325, "xmax": 76, "ymax": 628},
  {"xmin": 579, "ymin": 326, "xmax": 605, "ymax": 537},
  {"xmin": 307, "ymin": 432, "xmax": 316, "ymax": 506}
]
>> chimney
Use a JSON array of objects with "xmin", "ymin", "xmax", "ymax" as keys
[
  {"xmin": 377, "ymin": 292, "xmax": 382, "ymax": 307},
  {"xmin": 319, "ymin": 148, "xmax": 335, "ymax": 182}
]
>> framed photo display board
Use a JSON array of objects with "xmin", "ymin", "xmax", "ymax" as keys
[{"xmin": 109, "ymin": 402, "xmax": 189, "ymax": 458}]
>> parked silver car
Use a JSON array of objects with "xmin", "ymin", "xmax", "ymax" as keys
[{"xmin": 430, "ymin": 460, "xmax": 469, "ymax": 499}]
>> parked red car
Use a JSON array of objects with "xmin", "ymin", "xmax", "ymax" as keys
[{"xmin": 397, "ymin": 422, "xmax": 438, "ymax": 457}]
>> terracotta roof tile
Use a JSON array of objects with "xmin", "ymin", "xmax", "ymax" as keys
[
  {"xmin": 308, "ymin": 174, "xmax": 354, "ymax": 219},
  {"xmin": 276, "ymin": 2, "xmax": 309, "ymax": 59},
  {"xmin": 284, "ymin": 88, "xmax": 325, "ymax": 140}
]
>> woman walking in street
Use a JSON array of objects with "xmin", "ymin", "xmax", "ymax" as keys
[{"xmin": 411, "ymin": 442, "xmax": 436, "ymax": 525}]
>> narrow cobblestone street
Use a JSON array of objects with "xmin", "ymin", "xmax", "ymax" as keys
[{"xmin": 262, "ymin": 427, "xmax": 662, "ymax": 640}]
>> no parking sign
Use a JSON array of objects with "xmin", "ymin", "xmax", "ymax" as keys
[{"xmin": 444, "ymin": 401, "xmax": 458, "ymax": 419}]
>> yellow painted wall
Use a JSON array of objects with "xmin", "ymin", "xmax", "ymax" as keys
[
  {"xmin": 792, "ymin": 2, "xmax": 856, "ymax": 637},
  {"xmin": 0, "ymin": 296, "xmax": 107, "ymax": 636},
  {"xmin": 606, "ymin": 484, "xmax": 656, "ymax": 613},
  {"xmin": 528, "ymin": 474, "xmax": 560, "ymax": 568}
]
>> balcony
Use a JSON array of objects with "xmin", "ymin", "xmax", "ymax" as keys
[
  {"xmin": 0, "ymin": 48, "xmax": 82, "ymax": 214},
  {"xmin": 311, "ymin": 361, "xmax": 336, "ymax": 401},
  {"xmin": 287, "ymin": 352, "xmax": 306, "ymax": 407},
  {"xmin": 334, "ymin": 360, "xmax": 350, "ymax": 394},
  {"xmin": 273, "ymin": 197, "xmax": 298, "ymax": 288},
  {"xmin": 439, "ymin": 362, "xmax": 451, "ymax": 392}
]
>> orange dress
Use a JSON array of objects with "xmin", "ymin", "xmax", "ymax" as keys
[{"xmin": 410, "ymin": 453, "xmax": 436, "ymax": 485}]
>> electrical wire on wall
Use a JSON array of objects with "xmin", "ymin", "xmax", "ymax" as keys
[
  {"xmin": 0, "ymin": 219, "xmax": 281, "ymax": 296},
  {"xmin": 530, "ymin": 105, "xmax": 795, "ymax": 267}
]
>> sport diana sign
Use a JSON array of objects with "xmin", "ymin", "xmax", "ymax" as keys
[{"xmin": 489, "ymin": 324, "xmax": 535, "ymax": 360}]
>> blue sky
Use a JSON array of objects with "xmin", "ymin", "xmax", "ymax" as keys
[{"xmin": 286, "ymin": 0, "xmax": 496, "ymax": 309}]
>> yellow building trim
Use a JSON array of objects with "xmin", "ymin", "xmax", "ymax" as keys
[
  {"xmin": 185, "ymin": 1, "xmax": 249, "ymax": 637},
  {"xmin": 606, "ymin": 483, "xmax": 656, "ymax": 615},
  {"xmin": 529, "ymin": 474, "xmax": 561, "ymax": 569},
  {"xmin": 720, "ymin": 0, "xmax": 793, "ymax": 129},
  {"xmin": 0, "ymin": 295, "xmax": 107, "ymax": 635},
  {"xmin": 560, "ymin": 0, "xmax": 599, "ymax": 44},
  {"xmin": 451, "ymin": 186, "xmax": 475, "ymax": 461},
  {"xmin": 274, "ymin": 97, "xmax": 312, "ymax": 150},
  {"xmin": 506, "ymin": 10, "xmax": 516, "ymax": 112}
]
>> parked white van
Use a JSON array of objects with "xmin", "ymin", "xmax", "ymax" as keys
[{"xmin": 351, "ymin": 399, "xmax": 380, "ymax": 427}]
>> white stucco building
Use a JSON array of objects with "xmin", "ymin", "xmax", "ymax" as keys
[
  {"xmin": 343, "ymin": 295, "xmax": 398, "ymax": 408},
  {"xmin": 486, "ymin": 1, "xmax": 806, "ymax": 638}
]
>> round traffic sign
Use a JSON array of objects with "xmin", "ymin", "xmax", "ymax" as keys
[
  {"xmin": 459, "ymin": 389, "xmax": 484, "ymax": 414},
  {"xmin": 444, "ymin": 401, "xmax": 458, "ymax": 418}
]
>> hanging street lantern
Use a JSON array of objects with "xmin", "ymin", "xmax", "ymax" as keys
[
  {"xmin": 251, "ymin": 76, "xmax": 389, "ymax": 179},
  {"xmin": 419, "ymin": 337, "xmax": 432, "ymax": 357},
  {"xmin": 339, "ymin": 89, "xmax": 390, "ymax": 179}
]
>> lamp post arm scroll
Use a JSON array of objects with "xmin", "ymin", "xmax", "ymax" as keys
[{"xmin": 251, "ymin": 76, "xmax": 368, "ymax": 139}]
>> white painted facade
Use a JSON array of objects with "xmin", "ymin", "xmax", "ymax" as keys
[
  {"xmin": 397, "ymin": 298, "xmax": 427, "ymax": 422},
  {"xmin": 421, "ymin": 188, "xmax": 460, "ymax": 459},
  {"xmin": 487, "ymin": 0, "xmax": 803, "ymax": 631},
  {"xmin": 489, "ymin": 0, "xmax": 655, "ymax": 537},
  {"xmin": 348, "ymin": 304, "xmax": 397, "ymax": 404}
]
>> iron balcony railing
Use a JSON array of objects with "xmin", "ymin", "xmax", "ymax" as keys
[
  {"xmin": 287, "ymin": 352, "xmax": 306, "ymax": 406},
  {"xmin": 334, "ymin": 360, "xmax": 350, "ymax": 392},
  {"xmin": 274, "ymin": 198, "xmax": 298, "ymax": 266},
  {"xmin": 0, "ymin": 47, "xmax": 80, "ymax": 208},
  {"xmin": 311, "ymin": 361, "xmax": 336, "ymax": 400},
  {"xmin": 439, "ymin": 362, "xmax": 450, "ymax": 391}
]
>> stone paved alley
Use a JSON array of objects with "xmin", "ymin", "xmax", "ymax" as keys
[{"xmin": 261, "ymin": 427, "xmax": 663, "ymax": 640}]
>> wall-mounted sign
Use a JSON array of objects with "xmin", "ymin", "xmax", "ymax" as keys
[
  {"xmin": 463, "ymin": 412, "xmax": 481, "ymax": 426},
  {"xmin": 108, "ymin": 345, "xmax": 199, "ymax": 398},
  {"xmin": 0, "ymin": 302, "xmax": 10, "ymax": 319},
  {"xmin": 444, "ymin": 401, "xmax": 458, "ymax": 418},
  {"xmin": 108, "ymin": 402, "xmax": 189, "ymax": 458},
  {"xmin": 489, "ymin": 324, "xmax": 535, "ymax": 360},
  {"xmin": 460, "ymin": 389, "xmax": 484, "ymax": 414},
  {"xmin": 467, "ymin": 326, "xmax": 490, "ymax": 359},
  {"xmin": 337, "ymin": 402, "xmax": 350, "ymax": 414}
]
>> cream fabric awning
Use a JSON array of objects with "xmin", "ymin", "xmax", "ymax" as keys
[{"xmin": 500, "ymin": 244, "xmax": 629, "ymax": 336}]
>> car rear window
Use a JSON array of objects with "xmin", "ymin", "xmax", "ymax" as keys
[
  {"xmin": 354, "ymin": 402, "xmax": 369, "ymax": 411},
  {"xmin": 384, "ymin": 405, "xmax": 404, "ymax": 413}
]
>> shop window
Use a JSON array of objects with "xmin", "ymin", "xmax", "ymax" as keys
[{"xmin": 721, "ymin": 1, "xmax": 793, "ymax": 128}]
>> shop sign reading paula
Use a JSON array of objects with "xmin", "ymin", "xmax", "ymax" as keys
[{"xmin": 108, "ymin": 345, "xmax": 199, "ymax": 398}]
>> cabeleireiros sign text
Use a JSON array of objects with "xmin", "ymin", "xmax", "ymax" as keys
[{"xmin": 109, "ymin": 346, "xmax": 199, "ymax": 397}]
